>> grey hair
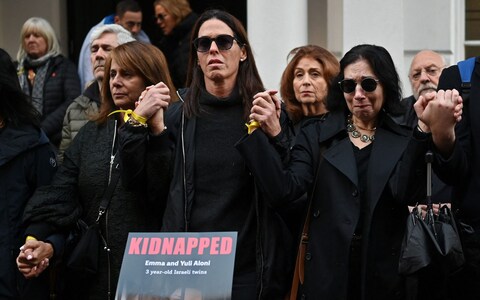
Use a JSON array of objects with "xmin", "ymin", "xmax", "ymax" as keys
[
  {"xmin": 17, "ymin": 17, "xmax": 61, "ymax": 62},
  {"xmin": 90, "ymin": 24, "xmax": 135, "ymax": 47}
]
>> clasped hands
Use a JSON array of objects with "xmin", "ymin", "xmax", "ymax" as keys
[
  {"xmin": 16, "ymin": 239, "xmax": 54, "ymax": 279},
  {"xmin": 248, "ymin": 89, "xmax": 282, "ymax": 137},
  {"xmin": 134, "ymin": 82, "xmax": 171, "ymax": 135},
  {"xmin": 414, "ymin": 89, "xmax": 463, "ymax": 155}
]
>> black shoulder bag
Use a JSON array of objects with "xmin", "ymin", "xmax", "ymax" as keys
[{"xmin": 66, "ymin": 154, "xmax": 121, "ymax": 276}]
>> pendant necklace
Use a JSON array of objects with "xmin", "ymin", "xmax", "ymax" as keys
[{"xmin": 346, "ymin": 114, "xmax": 376, "ymax": 143}]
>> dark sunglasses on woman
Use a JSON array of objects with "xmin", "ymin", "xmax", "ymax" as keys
[
  {"xmin": 338, "ymin": 77, "xmax": 380, "ymax": 93},
  {"xmin": 193, "ymin": 34, "xmax": 242, "ymax": 52}
]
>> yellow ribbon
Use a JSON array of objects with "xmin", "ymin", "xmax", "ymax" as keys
[
  {"xmin": 108, "ymin": 109, "xmax": 148, "ymax": 124},
  {"xmin": 245, "ymin": 120, "xmax": 261, "ymax": 135}
]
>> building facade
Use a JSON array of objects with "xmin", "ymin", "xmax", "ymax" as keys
[{"xmin": 0, "ymin": 0, "xmax": 477, "ymax": 97}]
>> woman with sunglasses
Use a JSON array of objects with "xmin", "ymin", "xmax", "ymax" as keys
[
  {"xmin": 236, "ymin": 44, "xmax": 462, "ymax": 299},
  {"xmin": 118, "ymin": 9, "xmax": 294, "ymax": 300}
]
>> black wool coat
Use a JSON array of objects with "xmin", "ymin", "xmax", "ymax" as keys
[
  {"xmin": 18, "ymin": 55, "xmax": 81, "ymax": 147},
  {"xmin": 236, "ymin": 111, "xmax": 429, "ymax": 300}
]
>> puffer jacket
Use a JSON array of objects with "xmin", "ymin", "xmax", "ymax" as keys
[
  {"xmin": 58, "ymin": 82, "xmax": 100, "ymax": 162},
  {"xmin": 0, "ymin": 123, "xmax": 57, "ymax": 299}
]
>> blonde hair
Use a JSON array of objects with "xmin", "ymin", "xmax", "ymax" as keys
[
  {"xmin": 17, "ymin": 17, "xmax": 61, "ymax": 62},
  {"xmin": 154, "ymin": 0, "xmax": 192, "ymax": 26}
]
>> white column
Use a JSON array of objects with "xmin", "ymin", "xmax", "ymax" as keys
[
  {"xmin": 247, "ymin": 0, "xmax": 308, "ymax": 90},
  {"xmin": 403, "ymin": 0, "xmax": 459, "ymax": 96},
  {"xmin": 342, "ymin": 0, "xmax": 406, "ymax": 92}
]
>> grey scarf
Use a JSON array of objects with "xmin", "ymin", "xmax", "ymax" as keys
[{"xmin": 18, "ymin": 53, "xmax": 54, "ymax": 115}]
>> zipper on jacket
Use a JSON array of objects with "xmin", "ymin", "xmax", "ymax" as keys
[
  {"xmin": 105, "ymin": 119, "xmax": 117, "ymax": 299},
  {"xmin": 181, "ymin": 111, "xmax": 189, "ymax": 231}
]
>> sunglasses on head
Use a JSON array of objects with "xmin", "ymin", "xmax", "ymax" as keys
[
  {"xmin": 338, "ymin": 77, "xmax": 380, "ymax": 93},
  {"xmin": 193, "ymin": 35, "xmax": 241, "ymax": 52}
]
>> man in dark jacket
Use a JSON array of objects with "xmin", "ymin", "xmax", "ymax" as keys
[
  {"xmin": 432, "ymin": 56, "xmax": 480, "ymax": 300},
  {"xmin": 393, "ymin": 50, "xmax": 452, "ymax": 206}
]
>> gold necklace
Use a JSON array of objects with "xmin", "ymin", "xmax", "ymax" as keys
[{"xmin": 346, "ymin": 114, "xmax": 375, "ymax": 143}]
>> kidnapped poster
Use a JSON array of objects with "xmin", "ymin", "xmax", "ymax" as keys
[{"xmin": 115, "ymin": 232, "xmax": 237, "ymax": 300}]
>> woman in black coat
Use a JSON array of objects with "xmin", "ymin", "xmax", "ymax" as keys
[
  {"xmin": 0, "ymin": 48, "xmax": 57, "ymax": 299},
  {"xmin": 16, "ymin": 17, "xmax": 81, "ymax": 147},
  {"xmin": 236, "ymin": 44, "xmax": 458, "ymax": 299},
  {"xmin": 17, "ymin": 42, "xmax": 176, "ymax": 299}
]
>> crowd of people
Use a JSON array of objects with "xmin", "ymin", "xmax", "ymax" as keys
[{"xmin": 0, "ymin": 1, "xmax": 479, "ymax": 300}]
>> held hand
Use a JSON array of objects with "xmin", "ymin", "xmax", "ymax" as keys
[
  {"xmin": 17, "ymin": 240, "xmax": 53, "ymax": 278},
  {"xmin": 134, "ymin": 82, "xmax": 171, "ymax": 129},
  {"xmin": 421, "ymin": 89, "xmax": 462, "ymax": 155},
  {"xmin": 249, "ymin": 90, "xmax": 282, "ymax": 137},
  {"xmin": 414, "ymin": 91, "xmax": 436, "ymax": 132}
]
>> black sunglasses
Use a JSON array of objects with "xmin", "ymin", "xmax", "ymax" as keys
[
  {"xmin": 193, "ymin": 35, "xmax": 241, "ymax": 52},
  {"xmin": 338, "ymin": 78, "xmax": 380, "ymax": 93}
]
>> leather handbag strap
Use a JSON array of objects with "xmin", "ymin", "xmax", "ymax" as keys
[{"xmin": 288, "ymin": 145, "xmax": 326, "ymax": 300}]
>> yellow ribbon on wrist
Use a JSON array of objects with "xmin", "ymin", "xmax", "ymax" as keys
[
  {"xmin": 108, "ymin": 109, "xmax": 148, "ymax": 125},
  {"xmin": 246, "ymin": 120, "xmax": 261, "ymax": 135}
]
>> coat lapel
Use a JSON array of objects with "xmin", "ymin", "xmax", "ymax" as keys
[
  {"xmin": 319, "ymin": 111, "xmax": 358, "ymax": 186},
  {"xmin": 366, "ymin": 125, "xmax": 410, "ymax": 211}
]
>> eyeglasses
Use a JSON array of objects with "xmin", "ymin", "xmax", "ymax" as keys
[
  {"xmin": 338, "ymin": 77, "xmax": 380, "ymax": 93},
  {"xmin": 193, "ymin": 35, "xmax": 241, "ymax": 52},
  {"xmin": 154, "ymin": 13, "xmax": 168, "ymax": 22}
]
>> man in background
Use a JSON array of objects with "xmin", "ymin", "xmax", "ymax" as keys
[
  {"xmin": 59, "ymin": 24, "xmax": 134, "ymax": 162},
  {"xmin": 77, "ymin": 0, "xmax": 150, "ymax": 89},
  {"xmin": 394, "ymin": 50, "xmax": 451, "ymax": 204},
  {"xmin": 395, "ymin": 49, "xmax": 446, "ymax": 128}
]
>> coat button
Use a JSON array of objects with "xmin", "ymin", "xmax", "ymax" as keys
[
  {"xmin": 352, "ymin": 189, "xmax": 358, "ymax": 197},
  {"xmin": 305, "ymin": 252, "xmax": 312, "ymax": 260},
  {"xmin": 313, "ymin": 210, "xmax": 320, "ymax": 218},
  {"xmin": 301, "ymin": 294, "xmax": 306, "ymax": 300}
]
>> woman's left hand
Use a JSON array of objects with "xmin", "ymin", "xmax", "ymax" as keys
[{"xmin": 250, "ymin": 90, "xmax": 282, "ymax": 137}]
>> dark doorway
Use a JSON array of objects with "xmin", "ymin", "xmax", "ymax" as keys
[{"xmin": 66, "ymin": 0, "xmax": 246, "ymax": 66}]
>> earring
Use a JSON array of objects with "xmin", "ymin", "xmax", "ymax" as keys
[{"xmin": 240, "ymin": 58, "xmax": 246, "ymax": 62}]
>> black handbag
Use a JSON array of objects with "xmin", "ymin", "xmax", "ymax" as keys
[{"xmin": 66, "ymin": 153, "xmax": 120, "ymax": 276}]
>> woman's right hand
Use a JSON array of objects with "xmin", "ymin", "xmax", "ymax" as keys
[
  {"xmin": 250, "ymin": 90, "xmax": 282, "ymax": 137},
  {"xmin": 16, "ymin": 240, "xmax": 53, "ymax": 278}
]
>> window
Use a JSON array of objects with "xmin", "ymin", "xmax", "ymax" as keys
[{"xmin": 465, "ymin": 0, "xmax": 480, "ymax": 58}]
